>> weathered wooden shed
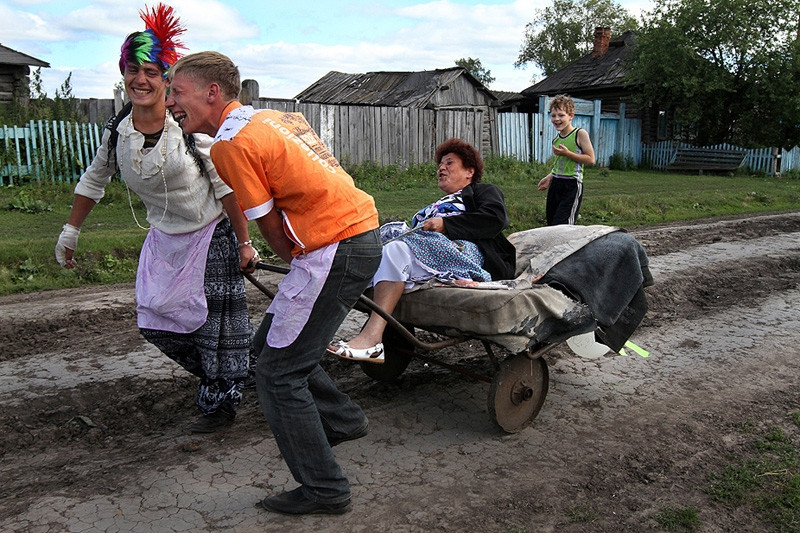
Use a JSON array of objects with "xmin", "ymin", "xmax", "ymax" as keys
[
  {"xmin": 521, "ymin": 29, "xmax": 665, "ymax": 144},
  {"xmin": 295, "ymin": 67, "xmax": 499, "ymax": 155},
  {"xmin": 491, "ymin": 90, "xmax": 535, "ymax": 114},
  {"xmin": 0, "ymin": 44, "xmax": 50, "ymax": 106}
]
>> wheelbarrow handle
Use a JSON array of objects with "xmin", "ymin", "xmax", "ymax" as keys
[
  {"xmin": 244, "ymin": 272, "xmax": 276, "ymax": 299},
  {"xmin": 249, "ymin": 260, "xmax": 458, "ymax": 353},
  {"xmin": 254, "ymin": 261, "xmax": 290, "ymax": 275}
]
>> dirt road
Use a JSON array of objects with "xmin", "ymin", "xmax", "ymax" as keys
[{"xmin": 2, "ymin": 212, "xmax": 800, "ymax": 532}]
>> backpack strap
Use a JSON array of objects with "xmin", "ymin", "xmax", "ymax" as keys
[
  {"xmin": 105, "ymin": 101, "xmax": 133, "ymax": 170},
  {"xmin": 103, "ymin": 100, "xmax": 206, "ymax": 177}
]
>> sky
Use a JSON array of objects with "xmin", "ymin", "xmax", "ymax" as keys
[{"xmin": 1, "ymin": 0, "xmax": 654, "ymax": 100}]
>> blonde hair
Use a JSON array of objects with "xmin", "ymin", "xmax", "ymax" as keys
[
  {"xmin": 549, "ymin": 94, "xmax": 575, "ymax": 115},
  {"xmin": 169, "ymin": 51, "xmax": 241, "ymax": 100}
]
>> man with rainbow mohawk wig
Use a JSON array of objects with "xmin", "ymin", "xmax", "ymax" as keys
[{"xmin": 56, "ymin": 4, "xmax": 257, "ymax": 434}]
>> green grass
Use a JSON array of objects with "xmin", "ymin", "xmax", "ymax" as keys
[
  {"xmin": 1, "ymin": 158, "xmax": 799, "ymax": 295},
  {"xmin": 653, "ymin": 506, "xmax": 702, "ymax": 531},
  {"xmin": 363, "ymin": 158, "xmax": 800, "ymax": 232},
  {"xmin": 705, "ymin": 421, "xmax": 800, "ymax": 532},
  {"xmin": 649, "ymin": 414, "xmax": 800, "ymax": 531}
]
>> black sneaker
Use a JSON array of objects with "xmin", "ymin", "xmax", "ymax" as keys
[
  {"xmin": 189, "ymin": 408, "xmax": 235, "ymax": 434},
  {"xmin": 327, "ymin": 421, "xmax": 369, "ymax": 447},
  {"xmin": 260, "ymin": 487, "xmax": 351, "ymax": 515}
]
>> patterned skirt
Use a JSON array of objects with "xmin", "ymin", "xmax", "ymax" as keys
[
  {"xmin": 140, "ymin": 218, "xmax": 254, "ymax": 414},
  {"xmin": 380, "ymin": 221, "xmax": 491, "ymax": 283}
]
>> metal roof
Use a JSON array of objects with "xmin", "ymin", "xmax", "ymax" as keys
[
  {"xmin": 295, "ymin": 67, "xmax": 496, "ymax": 108},
  {"xmin": 522, "ymin": 31, "xmax": 635, "ymax": 96},
  {"xmin": 0, "ymin": 44, "xmax": 50, "ymax": 68}
]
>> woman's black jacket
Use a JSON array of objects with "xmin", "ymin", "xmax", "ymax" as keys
[{"xmin": 442, "ymin": 182, "xmax": 516, "ymax": 280}]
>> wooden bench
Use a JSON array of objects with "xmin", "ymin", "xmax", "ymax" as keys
[{"xmin": 666, "ymin": 147, "xmax": 747, "ymax": 174}]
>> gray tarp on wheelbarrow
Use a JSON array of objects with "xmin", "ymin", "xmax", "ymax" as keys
[{"xmin": 391, "ymin": 224, "xmax": 652, "ymax": 354}]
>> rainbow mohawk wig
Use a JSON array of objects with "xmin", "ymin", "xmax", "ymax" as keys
[{"xmin": 119, "ymin": 3, "xmax": 186, "ymax": 75}]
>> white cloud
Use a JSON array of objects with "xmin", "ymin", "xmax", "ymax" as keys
[
  {"xmin": 223, "ymin": 0, "xmax": 546, "ymax": 97},
  {"xmin": 171, "ymin": 0, "xmax": 260, "ymax": 43},
  {"xmin": 0, "ymin": 4, "xmax": 53, "ymax": 41},
  {"xmin": 10, "ymin": 0, "xmax": 600, "ymax": 100},
  {"xmin": 39, "ymin": 62, "xmax": 121, "ymax": 100}
]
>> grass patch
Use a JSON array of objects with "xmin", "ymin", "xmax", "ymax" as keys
[
  {"xmin": 705, "ymin": 425, "xmax": 800, "ymax": 531},
  {"xmin": 565, "ymin": 503, "xmax": 599, "ymax": 523},
  {"xmin": 653, "ymin": 506, "xmax": 702, "ymax": 531},
  {"xmin": 1, "ymin": 160, "xmax": 799, "ymax": 295}
]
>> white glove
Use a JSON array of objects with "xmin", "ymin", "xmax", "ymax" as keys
[{"xmin": 55, "ymin": 223, "xmax": 80, "ymax": 267}]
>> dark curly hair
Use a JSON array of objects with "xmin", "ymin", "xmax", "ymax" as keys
[{"xmin": 434, "ymin": 138, "xmax": 484, "ymax": 182}]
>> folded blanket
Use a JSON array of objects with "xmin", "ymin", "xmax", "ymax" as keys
[{"xmin": 535, "ymin": 230, "xmax": 653, "ymax": 351}]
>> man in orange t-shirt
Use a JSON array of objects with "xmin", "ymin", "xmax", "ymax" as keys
[{"xmin": 168, "ymin": 51, "xmax": 381, "ymax": 516}]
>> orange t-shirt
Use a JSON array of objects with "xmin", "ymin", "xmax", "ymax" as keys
[{"xmin": 210, "ymin": 102, "xmax": 378, "ymax": 256}]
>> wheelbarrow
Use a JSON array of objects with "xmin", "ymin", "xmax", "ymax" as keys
[{"xmin": 246, "ymin": 224, "xmax": 652, "ymax": 434}]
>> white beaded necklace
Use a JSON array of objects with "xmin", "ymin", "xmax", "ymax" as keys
[{"xmin": 125, "ymin": 110, "xmax": 169, "ymax": 230}]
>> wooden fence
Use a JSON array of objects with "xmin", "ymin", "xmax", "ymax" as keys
[
  {"xmin": 498, "ymin": 96, "xmax": 644, "ymax": 168},
  {"xmin": 642, "ymin": 141, "xmax": 797, "ymax": 175},
  {"xmin": 1, "ymin": 98, "xmax": 799, "ymax": 184},
  {"xmin": 0, "ymin": 121, "xmax": 104, "ymax": 185},
  {"xmin": 249, "ymin": 98, "xmax": 489, "ymax": 168}
]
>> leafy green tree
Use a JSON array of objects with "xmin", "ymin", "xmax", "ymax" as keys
[
  {"xmin": 626, "ymin": 0, "xmax": 800, "ymax": 147},
  {"xmin": 515, "ymin": 0, "xmax": 638, "ymax": 77},
  {"xmin": 28, "ymin": 67, "xmax": 53, "ymax": 121},
  {"xmin": 455, "ymin": 57, "xmax": 495, "ymax": 87}
]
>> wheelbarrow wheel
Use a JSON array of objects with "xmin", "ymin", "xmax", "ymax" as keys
[
  {"xmin": 360, "ymin": 324, "xmax": 414, "ymax": 382},
  {"xmin": 487, "ymin": 352, "xmax": 549, "ymax": 433}
]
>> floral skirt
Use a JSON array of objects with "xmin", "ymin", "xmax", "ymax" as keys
[
  {"xmin": 379, "ymin": 221, "xmax": 491, "ymax": 285},
  {"xmin": 140, "ymin": 218, "xmax": 254, "ymax": 414}
]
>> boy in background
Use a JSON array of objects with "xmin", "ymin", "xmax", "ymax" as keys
[{"xmin": 537, "ymin": 94, "xmax": 595, "ymax": 225}]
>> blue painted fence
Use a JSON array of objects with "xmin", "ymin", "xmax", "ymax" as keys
[
  {"xmin": 498, "ymin": 96, "xmax": 798, "ymax": 175},
  {"xmin": 641, "ymin": 141, "xmax": 796, "ymax": 174},
  {"xmin": 0, "ymin": 120, "xmax": 104, "ymax": 185},
  {"xmin": 499, "ymin": 96, "xmax": 643, "ymax": 168}
]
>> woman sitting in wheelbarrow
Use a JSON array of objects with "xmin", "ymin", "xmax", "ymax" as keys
[{"xmin": 328, "ymin": 138, "xmax": 516, "ymax": 363}]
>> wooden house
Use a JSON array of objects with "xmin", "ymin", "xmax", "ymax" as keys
[
  {"xmin": 521, "ymin": 28, "xmax": 665, "ymax": 144},
  {"xmin": 0, "ymin": 44, "xmax": 50, "ymax": 106},
  {"xmin": 295, "ymin": 67, "xmax": 499, "ymax": 154},
  {"xmin": 491, "ymin": 90, "xmax": 536, "ymax": 114}
]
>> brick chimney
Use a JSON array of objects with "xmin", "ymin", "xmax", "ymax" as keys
[{"xmin": 592, "ymin": 27, "xmax": 611, "ymax": 58}]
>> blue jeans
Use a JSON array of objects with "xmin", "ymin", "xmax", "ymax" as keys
[{"xmin": 253, "ymin": 228, "xmax": 381, "ymax": 504}]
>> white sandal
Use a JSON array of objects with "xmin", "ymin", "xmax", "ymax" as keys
[{"xmin": 327, "ymin": 341, "xmax": 385, "ymax": 364}]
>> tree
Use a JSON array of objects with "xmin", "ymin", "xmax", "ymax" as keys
[
  {"xmin": 455, "ymin": 57, "xmax": 495, "ymax": 87},
  {"xmin": 52, "ymin": 72, "xmax": 82, "ymax": 122},
  {"xmin": 29, "ymin": 67, "xmax": 46, "ymax": 101},
  {"xmin": 515, "ymin": 0, "xmax": 638, "ymax": 77},
  {"xmin": 626, "ymin": 0, "xmax": 800, "ymax": 147}
]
